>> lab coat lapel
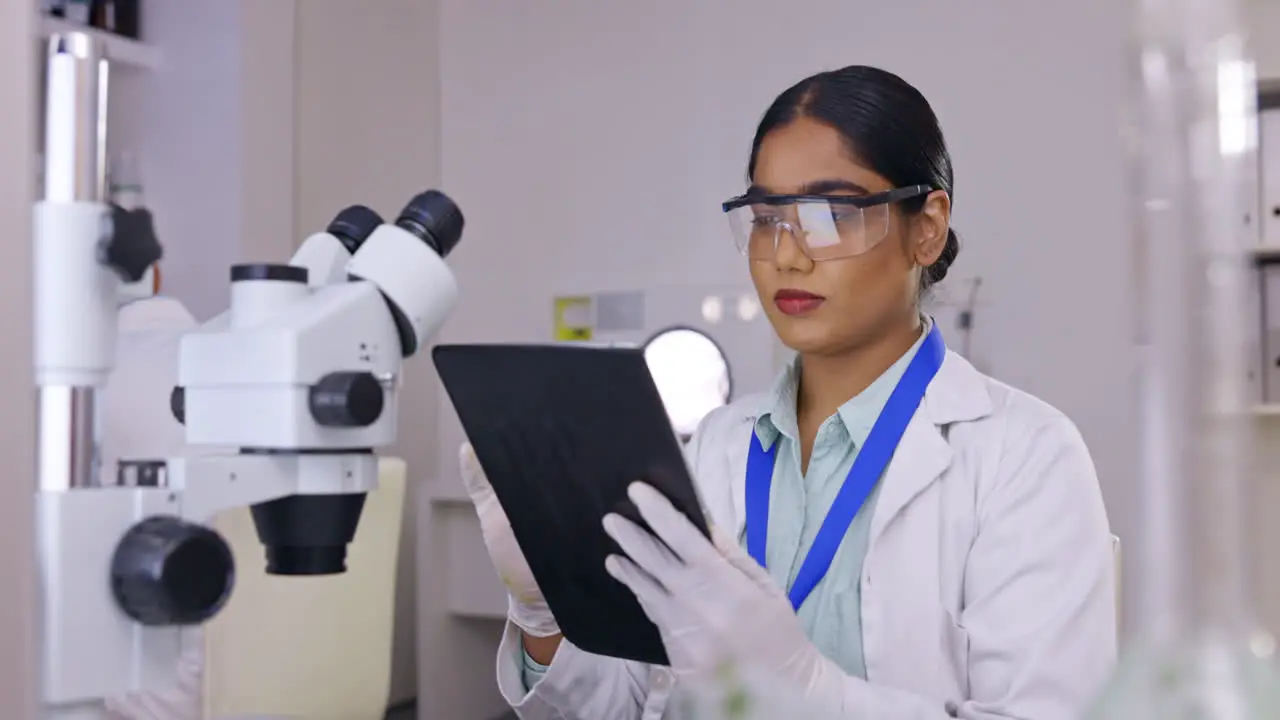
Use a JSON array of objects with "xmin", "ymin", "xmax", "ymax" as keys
[
  {"xmin": 728, "ymin": 414, "xmax": 756, "ymax": 541},
  {"xmin": 869, "ymin": 351, "xmax": 992, "ymax": 545},
  {"xmin": 868, "ymin": 411, "xmax": 952, "ymax": 544}
]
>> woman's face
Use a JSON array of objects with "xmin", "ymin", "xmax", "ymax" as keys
[{"xmin": 747, "ymin": 116, "xmax": 949, "ymax": 356}]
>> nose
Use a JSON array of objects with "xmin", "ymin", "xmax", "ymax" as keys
[{"xmin": 772, "ymin": 222, "xmax": 813, "ymax": 272}]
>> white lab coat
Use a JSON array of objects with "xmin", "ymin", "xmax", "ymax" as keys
[{"xmin": 496, "ymin": 350, "xmax": 1117, "ymax": 719}]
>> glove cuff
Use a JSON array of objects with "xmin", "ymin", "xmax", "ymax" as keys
[
  {"xmin": 507, "ymin": 594, "xmax": 560, "ymax": 637},
  {"xmin": 803, "ymin": 653, "xmax": 867, "ymax": 716}
]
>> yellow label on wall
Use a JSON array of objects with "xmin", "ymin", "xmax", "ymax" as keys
[{"xmin": 553, "ymin": 296, "xmax": 594, "ymax": 341}]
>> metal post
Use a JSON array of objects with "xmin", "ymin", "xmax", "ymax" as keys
[
  {"xmin": 38, "ymin": 32, "xmax": 107, "ymax": 493},
  {"xmin": 42, "ymin": 33, "xmax": 104, "ymax": 205}
]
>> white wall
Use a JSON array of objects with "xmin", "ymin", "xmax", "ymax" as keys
[
  {"xmin": 0, "ymin": 4, "xmax": 38, "ymax": 717},
  {"xmin": 141, "ymin": 0, "xmax": 296, "ymax": 320},
  {"xmin": 292, "ymin": 0, "xmax": 447, "ymax": 706}
]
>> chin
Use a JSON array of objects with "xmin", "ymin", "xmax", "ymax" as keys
[{"xmin": 773, "ymin": 324, "xmax": 842, "ymax": 356}]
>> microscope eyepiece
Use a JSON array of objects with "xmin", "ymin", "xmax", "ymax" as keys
[
  {"xmin": 395, "ymin": 190, "xmax": 464, "ymax": 258},
  {"xmin": 327, "ymin": 205, "xmax": 384, "ymax": 255},
  {"xmin": 230, "ymin": 263, "xmax": 309, "ymax": 284},
  {"xmin": 344, "ymin": 188, "xmax": 463, "ymax": 357}
]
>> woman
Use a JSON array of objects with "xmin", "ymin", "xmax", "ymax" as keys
[{"xmin": 463, "ymin": 65, "xmax": 1116, "ymax": 718}]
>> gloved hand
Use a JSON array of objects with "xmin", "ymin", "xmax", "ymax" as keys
[
  {"xmin": 603, "ymin": 482, "xmax": 851, "ymax": 710},
  {"xmin": 460, "ymin": 442, "xmax": 560, "ymax": 637}
]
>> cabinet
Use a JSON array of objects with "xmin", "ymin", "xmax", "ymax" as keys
[
  {"xmin": 1252, "ymin": 92, "xmax": 1280, "ymax": 412},
  {"xmin": 1254, "ymin": 84, "xmax": 1280, "ymax": 640},
  {"xmin": 1263, "ymin": 104, "xmax": 1280, "ymax": 248}
]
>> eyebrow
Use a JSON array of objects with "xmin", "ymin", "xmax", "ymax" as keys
[{"xmin": 745, "ymin": 178, "xmax": 872, "ymax": 197}]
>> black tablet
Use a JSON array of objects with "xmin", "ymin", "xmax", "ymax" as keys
[{"xmin": 432, "ymin": 343, "xmax": 710, "ymax": 665}]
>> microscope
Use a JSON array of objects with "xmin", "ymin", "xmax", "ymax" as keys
[{"xmin": 36, "ymin": 33, "xmax": 463, "ymax": 718}]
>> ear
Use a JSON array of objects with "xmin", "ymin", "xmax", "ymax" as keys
[{"xmin": 911, "ymin": 190, "xmax": 951, "ymax": 267}]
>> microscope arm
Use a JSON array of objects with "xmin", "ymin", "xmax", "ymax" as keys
[{"xmin": 168, "ymin": 453, "xmax": 379, "ymax": 524}]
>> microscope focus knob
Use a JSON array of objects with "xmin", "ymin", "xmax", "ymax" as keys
[
  {"xmin": 170, "ymin": 385, "xmax": 185, "ymax": 425},
  {"xmin": 100, "ymin": 205, "xmax": 163, "ymax": 283},
  {"xmin": 110, "ymin": 516, "xmax": 235, "ymax": 626},
  {"xmin": 309, "ymin": 372, "xmax": 385, "ymax": 428}
]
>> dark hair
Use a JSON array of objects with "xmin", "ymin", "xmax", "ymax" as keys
[{"xmin": 747, "ymin": 65, "xmax": 958, "ymax": 289}]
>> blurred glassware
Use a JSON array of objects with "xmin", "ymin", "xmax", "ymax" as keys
[{"xmin": 1086, "ymin": 0, "xmax": 1280, "ymax": 715}]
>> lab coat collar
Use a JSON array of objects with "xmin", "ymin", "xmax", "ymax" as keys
[{"xmin": 729, "ymin": 349, "xmax": 992, "ymax": 543}]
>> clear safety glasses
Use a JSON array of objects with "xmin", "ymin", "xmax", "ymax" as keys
[{"xmin": 721, "ymin": 184, "xmax": 933, "ymax": 261}]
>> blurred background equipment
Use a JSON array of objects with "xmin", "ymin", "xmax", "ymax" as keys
[
  {"xmin": 548, "ymin": 285, "xmax": 780, "ymax": 442},
  {"xmin": 1085, "ymin": 0, "xmax": 1280, "ymax": 715},
  {"xmin": 643, "ymin": 327, "xmax": 732, "ymax": 441},
  {"xmin": 34, "ymin": 23, "xmax": 466, "ymax": 717}
]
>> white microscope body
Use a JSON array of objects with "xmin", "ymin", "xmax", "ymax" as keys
[{"xmin": 35, "ymin": 30, "xmax": 464, "ymax": 720}]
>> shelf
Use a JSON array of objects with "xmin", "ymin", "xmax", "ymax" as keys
[
  {"xmin": 1255, "ymin": 404, "xmax": 1280, "ymax": 417},
  {"xmin": 37, "ymin": 16, "xmax": 160, "ymax": 71}
]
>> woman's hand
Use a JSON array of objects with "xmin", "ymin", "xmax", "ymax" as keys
[
  {"xmin": 460, "ymin": 443, "xmax": 559, "ymax": 638},
  {"xmin": 603, "ymin": 483, "xmax": 846, "ymax": 703}
]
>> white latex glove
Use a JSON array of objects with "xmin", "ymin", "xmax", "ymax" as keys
[
  {"xmin": 602, "ymin": 482, "xmax": 852, "ymax": 711},
  {"xmin": 460, "ymin": 442, "xmax": 560, "ymax": 637}
]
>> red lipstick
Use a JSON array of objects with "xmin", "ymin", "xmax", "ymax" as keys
[{"xmin": 774, "ymin": 289, "xmax": 825, "ymax": 316}]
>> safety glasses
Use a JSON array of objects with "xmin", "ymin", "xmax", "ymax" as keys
[{"xmin": 721, "ymin": 184, "xmax": 933, "ymax": 261}]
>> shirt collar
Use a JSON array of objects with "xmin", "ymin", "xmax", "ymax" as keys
[{"xmin": 754, "ymin": 315, "xmax": 935, "ymax": 450}]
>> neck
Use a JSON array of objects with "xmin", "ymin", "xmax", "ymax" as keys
[{"xmin": 796, "ymin": 313, "xmax": 923, "ymax": 425}]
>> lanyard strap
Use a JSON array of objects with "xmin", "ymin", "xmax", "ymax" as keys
[{"xmin": 745, "ymin": 324, "xmax": 946, "ymax": 610}]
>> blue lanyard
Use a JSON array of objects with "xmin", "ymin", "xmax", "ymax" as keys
[{"xmin": 745, "ymin": 325, "xmax": 946, "ymax": 610}]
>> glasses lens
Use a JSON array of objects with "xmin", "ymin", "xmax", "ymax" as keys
[
  {"xmin": 727, "ymin": 203, "xmax": 783, "ymax": 259},
  {"xmin": 726, "ymin": 199, "xmax": 892, "ymax": 260},
  {"xmin": 801, "ymin": 200, "xmax": 890, "ymax": 260}
]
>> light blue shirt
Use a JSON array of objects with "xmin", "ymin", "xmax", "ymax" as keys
[
  {"xmin": 521, "ymin": 319, "xmax": 932, "ymax": 685},
  {"xmin": 748, "ymin": 317, "xmax": 930, "ymax": 677}
]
